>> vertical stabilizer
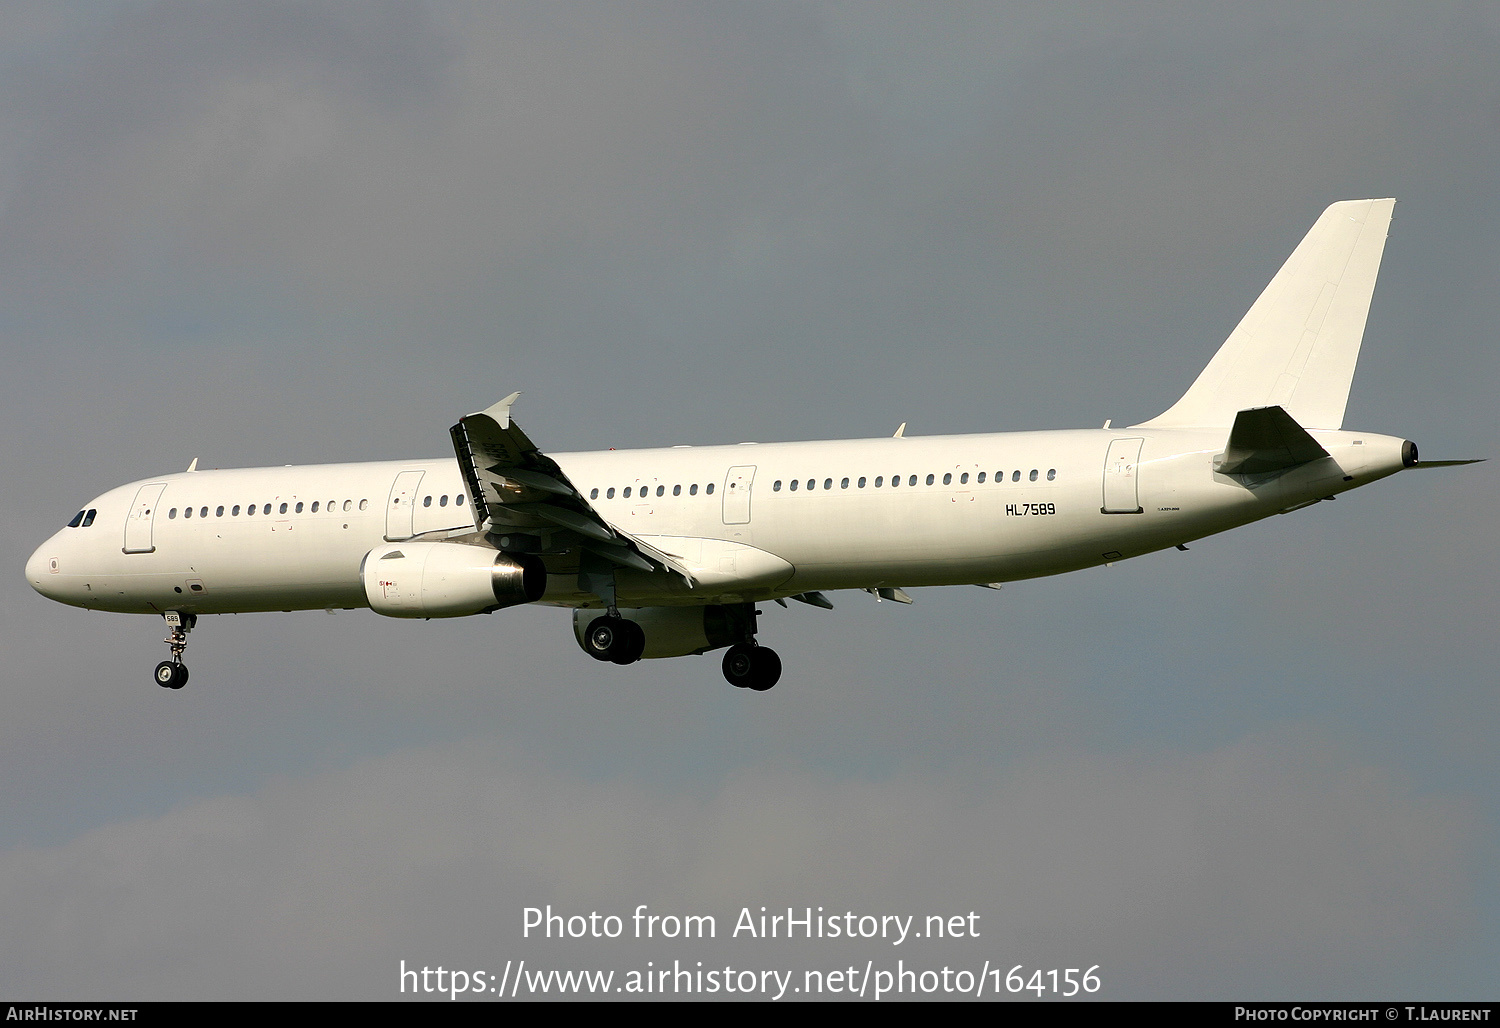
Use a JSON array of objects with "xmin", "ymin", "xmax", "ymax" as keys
[{"xmin": 1137, "ymin": 198, "xmax": 1394, "ymax": 430}]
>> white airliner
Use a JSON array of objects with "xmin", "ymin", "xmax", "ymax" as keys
[{"xmin": 25, "ymin": 199, "xmax": 1476, "ymax": 692}]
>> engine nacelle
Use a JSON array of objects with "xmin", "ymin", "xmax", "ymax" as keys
[
  {"xmin": 361, "ymin": 542, "xmax": 544, "ymax": 618},
  {"xmin": 572, "ymin": 605, "xmax": 741, "ymax": 659}
]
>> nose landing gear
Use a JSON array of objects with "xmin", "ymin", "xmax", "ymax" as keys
[{"xmin": 155, "ymin": 611, "xmax": 195, "ymax": 690}]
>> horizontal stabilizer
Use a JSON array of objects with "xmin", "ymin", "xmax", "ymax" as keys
[
  {"xmin": 1216, "ymin": 405, "xmax": 1329, "ymax": 475},
  {"xmin": 1406, "ymin": 459, "xmax": 1485, "ymax": 469}
]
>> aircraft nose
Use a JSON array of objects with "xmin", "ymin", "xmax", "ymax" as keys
[{"xmin": 25, "ymin": 538, "xmax": 62, "ymax": 600}]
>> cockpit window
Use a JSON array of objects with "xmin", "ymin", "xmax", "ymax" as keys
[
  {"xmin": 81, "ymin": 509, "xmax": 96, "ymax": 527},
  {"xmin": 67, "ymin": 510, "xmax": 85, "ymax": 528}
]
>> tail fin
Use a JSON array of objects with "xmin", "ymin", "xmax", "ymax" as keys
[{"xmin": 1136, "ymin": 198, "xmax": 1395, "ymax": 430}]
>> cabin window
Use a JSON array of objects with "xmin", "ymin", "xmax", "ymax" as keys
[
  {"xmin": 1012, "ymin": 470, "xmax": 1021, "ymax": 482},
  {"xmin": 607, "ymin": 487, "xmax": 616, "ymax": 499},
  {"xmin": 706, "ymin": 483, "xmax": 714, "ymax": 494},
  {"xmin": 960, "ymin": 473, "xmax": 968, "ymax": 484},
  {"xmin": 457, "ymin": 494, "xmax": 465, "ymax": 505},
  {"xmin": 423, "ymin": 495, "xmax": 433, "ymax": 507},
  {"xmin": 624, "ymin": 487, "xmax": 632, "ymax": 498},
  {"xmin": 168, "ymin": 508, "xmax": 178, "ymax": 519},
  {"xmin": 184, "ymin": 506, "xmax": 193, "ymax": 519},
  {"xmin": 216, "ymin": 506, "xmax": 224, "ymax": 517},
  {"xmin": 891, "ymin": 475, "xmax": 900, "ymax": 487},
  {"xmin": 789, "ymin": 479, "xmax": 798, "ymax": 491},
  {"xmin": 673, "ymin": 484, "xmax": 681, "ymax": 496},
  {"xmin": 589, "ymin": 488, "xmax": 598, "ymax": 500},
  {"xmin": 689, "ymin": 484, "xmax": 698, "ymax": 495},
  {"xmin": 875, "ymin": 476, "xmax": 884, "ymax": 487},
  {"xmin": 310, "ymin": 502, "xmax": 319, "ymax": 513},
  {"xmin": 977, "ymin": 472, "xmax": 986, "ymax": 483},
  {"xmin": 773, "ymin": 480, "xmax": 782, "ymax": 492},
  {"xmin": 261, "ymin": 504, "xmax": 270, "ymax": 514},
  {"xmin": 279, "ymin": 503, "xmax": 288, "ymax": 514},
  {"xmin": 1029, "ymin": 469, "xmax": 1038, "ymax": 482},
  {"xmin": 358, "ymin": 499, "xmax": 368, "ymax": 511},
  {"xmin": 294, "ymin": 502, "xmax": 303, "ymax": 513},
  {"xmin": 943, "ymin": 473, "xmax": 952, "ymax": 485},
  {"xmin": 858, "ymin": 477, "xmax": 867, "ymax": 488},
  {"xmin": 247, "ymin": 504, "xmax": 255, "ymax": 516},
  {"xmin": 926, "ymin": 474, "xmax": 935, "ymax": 485},
  {"xmin": 909, "ymin": 475, "xmax": 918, "ymax": 486},
  {"xmin": 1047, "ymin": 469, "xmax": 1056, "ymax": 481},
  {"xmin": 841, "ymin": 478, "xmax": 849, "ymax": 489},
  {"xmin": 232, "ymin": 505, "xmax": 241, "ymax": 516},
  {"xmin": 656, "ymin": 485, "xmax": 665, "ymax": 497},
  {"xmin": 440, "ymin": 495, "xmax": 449, "ymax": 506}
]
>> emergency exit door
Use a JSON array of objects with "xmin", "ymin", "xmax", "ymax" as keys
[{"xmin": 1101, "ymin": 438, "xmax": 1144, "ymax": 514}]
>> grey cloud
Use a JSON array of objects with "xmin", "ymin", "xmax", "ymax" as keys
[{"xmin": 0, "ymin": 731, "xmax": 1470, "ymax": 998}]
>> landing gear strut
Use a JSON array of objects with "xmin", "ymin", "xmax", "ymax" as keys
[{"xmin": 154, "ymin": 611, "xmax": 195, "ymax": 690}]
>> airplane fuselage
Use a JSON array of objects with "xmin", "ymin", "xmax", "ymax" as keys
[{"xmin": 26, "ymin": 426, "xmax": 1409, "ymax": 617}]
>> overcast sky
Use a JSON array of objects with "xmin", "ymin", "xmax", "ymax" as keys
[{"xmin": 2, "ymin": 1, "xmax": 1496, "ymax": 1001}]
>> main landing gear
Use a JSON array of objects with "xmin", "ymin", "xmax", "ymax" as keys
[
  {"xmin": 715, "ymin": 603, "xmax": 781, "ymax": 691},
  {"xmin": 582, "ymin": 611, "xmax": 646, "ymax": 665},
  {"xmin": 581, "ymin": 604, "xmax": 784, "ymax": 691},
  {"xmin": 154, "ymin": 611, "xmax": 195, "ymax": 690},
  {"xmin": 721, "ymin": 643, "xmax": 781, "ymax": 692}
]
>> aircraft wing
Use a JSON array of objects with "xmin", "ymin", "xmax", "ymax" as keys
[{"xmin": 450, "ymin": 394, "xmax": 696, "ymax": 588}]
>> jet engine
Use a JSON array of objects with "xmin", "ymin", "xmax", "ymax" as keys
[
  {"xmin": 361, "ymin": 542, "xmax": 544, "ymax": 618},
  {"xmin": 571, "ymin": 605, "xmax": 741, "ymax": 659}
]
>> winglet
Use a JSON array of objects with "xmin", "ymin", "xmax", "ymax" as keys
[
  {"xmin": 477, "ymin": 391, "xmax": 523, "ymax": 430},
  {"xmin": 893, "ymin": 423, "xmax": 907, "ymax": 439},
  {"xmin": 185, "ymin": 457, "xmax": 199, "ymax": 473}
]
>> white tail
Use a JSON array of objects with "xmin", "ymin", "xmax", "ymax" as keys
[{"xmin": 1137, "ymin": 198, "xmax": 1395, "ymax": 430}]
